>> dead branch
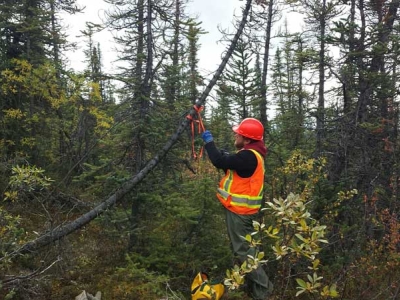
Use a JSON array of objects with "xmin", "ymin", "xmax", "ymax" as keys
[{"xmin": 2, "ymin": 257, "xmax": 61, "ymax": 287}]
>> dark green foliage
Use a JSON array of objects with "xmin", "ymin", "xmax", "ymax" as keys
[{"xmin": 219, "ymin": 37, "xmax": 259, "ymax": 121}]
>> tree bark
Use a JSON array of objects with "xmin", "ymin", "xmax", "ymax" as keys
[
  {"xmin": 316, "ymin": 0, "xmax": 326, "ymax": 155},
  {"xmin": 260, "ymin": 0, "xmax": 273, "ymax": 139}
]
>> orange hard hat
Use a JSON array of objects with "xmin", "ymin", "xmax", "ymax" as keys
[{"xmin": 232, "ymin": 118, "xmax": 264, "ymax": 140}]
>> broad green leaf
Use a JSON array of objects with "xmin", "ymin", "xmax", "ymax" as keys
[{"xmin": 296, "ymin": 278, "xmax": 307, "ymax": 288}]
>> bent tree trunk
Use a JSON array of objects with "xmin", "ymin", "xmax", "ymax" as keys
[{"xmin": 3, "ymin": 0, "xmax": 254, "ymax": 259}]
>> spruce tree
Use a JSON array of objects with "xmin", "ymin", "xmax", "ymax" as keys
[
  {"xmin": 220, "ymin": 36, "xmax": 258, "ymax": 121},
  {"xmin": 186, "ymin": 22, "xmax": 204, "ymax": 104}
]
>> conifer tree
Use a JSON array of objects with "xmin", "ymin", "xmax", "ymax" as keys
[
  {"xmin": 163, "ymin": 0, "xmax": 183, "ymax": 106},
  {"xmin": 249, "ymin": 0, "xmax": 281, "ymax": 138},
  {"xmin": 297, "ymin": 0, "xmax": 341, "ymax": 154},
  {"xmin": 186, "ymin": 22, "xmax": 204, "ymax": 104},
  {"xmin": 220, "ymin": 36, "xmax": 258, "ymax": 121},
  {"xmin": 212, "ymin": 80, "xmax": 236, "ymax": 150},
  {"xmin": 104, "ymin": 0, "xmax": 200, "ymax": 252}
]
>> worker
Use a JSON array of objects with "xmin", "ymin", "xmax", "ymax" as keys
[{"xmin": 201, "ymin": 118, "xmax": 273, "ymax": 300}]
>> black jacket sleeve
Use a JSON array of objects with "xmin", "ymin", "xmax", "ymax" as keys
[{"xmin": 204, "ymin": 141, "xmax": 257, "ymax": 178}]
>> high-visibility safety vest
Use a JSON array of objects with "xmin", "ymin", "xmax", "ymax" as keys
[{"xmin": 217, "ymin": 149, "xmax": 264, "ymax": 215}]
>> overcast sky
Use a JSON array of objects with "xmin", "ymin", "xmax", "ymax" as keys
[{"xmin": 64, "ymin": 0, "xmax": 244, "ymax": 75}]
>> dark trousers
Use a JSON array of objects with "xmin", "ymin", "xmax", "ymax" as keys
[{"xmin": 225, "ymin": 209, "xmax": 273, "ymax": 299}]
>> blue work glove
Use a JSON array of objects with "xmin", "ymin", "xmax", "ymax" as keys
[{"xmin": 201, "ymin": 130, "xmax": 213, "ymax": 144}]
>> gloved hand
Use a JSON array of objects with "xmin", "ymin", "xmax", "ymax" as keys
[{"xmin": 201, "ymin": 130, "xmax": 213, "ymax": 144}]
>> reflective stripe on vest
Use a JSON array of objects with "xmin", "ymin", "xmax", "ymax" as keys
[
  {"xmin": 217, "ymin": 188, "xmax": 263, "ymax": 207},
  {"xmin": 217, "ymin": 149, "xmax": 264, "ymax": 213}
]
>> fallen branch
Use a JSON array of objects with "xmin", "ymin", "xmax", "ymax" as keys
[
  {"xmin": 1, "ymin": 0, "xmax": 253, "ymax": 259},
  {"xmin": 2, "ymin": 257, "xmax": 61, "ymax": 287}
]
